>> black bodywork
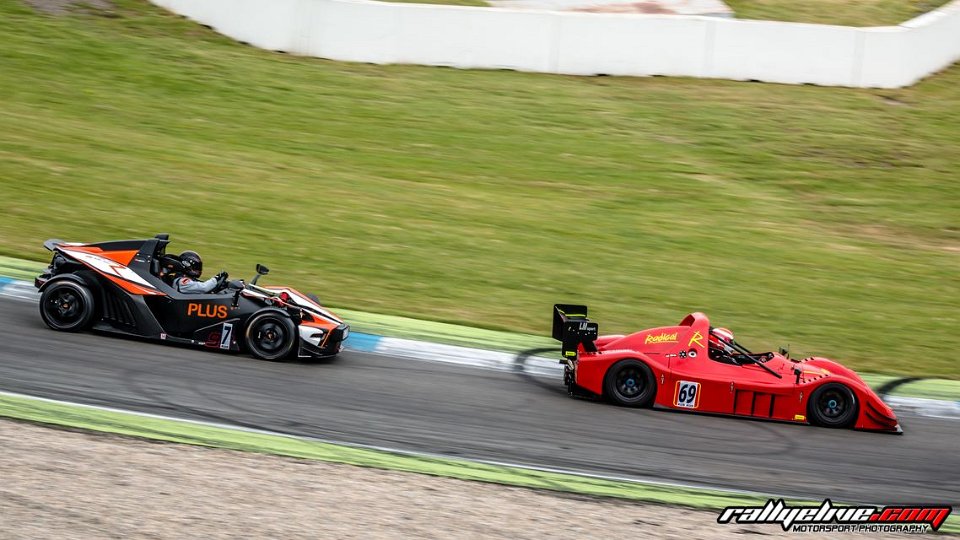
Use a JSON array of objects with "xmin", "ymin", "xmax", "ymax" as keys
[{"xmin": 35, "ymin": 234, "xmax": 348, "ymax": 360}]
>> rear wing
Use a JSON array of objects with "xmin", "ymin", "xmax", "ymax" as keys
[
  {"xmin": 43, "ymin": 239, "xmax": 66, "ymax": 251},
  {"xmin": 552, "ymin": 304, "xmax": 598, "ymax": 359}
]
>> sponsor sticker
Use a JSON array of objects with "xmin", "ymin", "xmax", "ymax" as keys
[
  {"xmin": 187, "ymin": 303, "xmax": 228, "ymax": 319},
  {"xmin": 644, "ymin": 332, "xmax": 678, "ymax": 345},
  {"xmin": 718, "ymin": 499, "xmax": 951, "ymax": 534},
  {"xmin": 688, "ymin": 330, "xmax": 705, "ymax": 348},
  {"xmin": 205, "ymin": 332, "xmax": 221, "ymax": 348}
]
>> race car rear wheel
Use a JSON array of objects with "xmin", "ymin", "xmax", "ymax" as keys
[
  {"xmin": 244, "ymin": 312, "xmax": 296, "ymax": 361},
  {"xmin": 603, "ymin": 359, "xmax": 656, "ymax": 407},
  {"xmin": 808, "ymin": 383, "xmax": 858, "ymax": 428},
  {"xmin": 40, "ymin": 280, "xmax": 96, "ymax": 332}
]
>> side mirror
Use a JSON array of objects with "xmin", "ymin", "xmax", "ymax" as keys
[
  {"xmin": 778, "ymin": 346, "xmax": 790, "ymax": 359},
  {"xmin": 251, "ymin": 264, "xmax": 270, "ymax": 285}
]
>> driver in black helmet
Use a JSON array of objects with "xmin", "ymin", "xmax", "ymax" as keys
[{"xmin": 175, "ymin": 251, "xmax": 227, "ymax": 294}]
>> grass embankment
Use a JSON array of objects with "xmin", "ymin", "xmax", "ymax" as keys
[
  {"xmin": 0, "ymin": 0, "xmax": 957, "ymax": 377},
  {"xmin": 726, "ymin": 0, "xmax": 951, "ymax": 26}
]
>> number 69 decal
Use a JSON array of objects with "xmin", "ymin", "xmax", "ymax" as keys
[{"xmin": 674, "ymin": 380, "xmax": 701, "ymax": 409}]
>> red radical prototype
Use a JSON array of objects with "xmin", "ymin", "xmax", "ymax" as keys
[
  {"xmin": 34, "ymin": 234, "xmax": 349, "ymax": 361},
  {"xmin": 552, "ymin": 304, "xmax": 901, "ymax": 433}
]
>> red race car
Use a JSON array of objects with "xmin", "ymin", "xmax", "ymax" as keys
[{"xmin": 552, "ymin": 304, "xmax": 901, "ymax": 433}]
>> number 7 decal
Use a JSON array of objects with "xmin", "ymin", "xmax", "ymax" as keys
[
  {"xmin": 220, "ymin": 323, "xmax": 233, "ymax": 350},
  {"xmin": 674, "ymin": 380, "xmax": 701, "ymax": 409}
]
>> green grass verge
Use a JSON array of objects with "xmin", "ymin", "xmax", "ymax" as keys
[
  {"xmin": 0, "ymin": 255, "xmax": 43, "ymax": 281},
  {"xmin": 892, "ymin": 378, "xmax": 960, "ymax": 401},
  {"xmin": 726, "ymin": 0, "xmax": 951, "ymax": 26},
  {"xmin": 0, "ymin": 0, "xmax": 958, "ymax": 378},
  {"xmin": 338, "ymin": 306, "xmax": 556, "ymax": 350},
  {"xmin": 1, "ymin": 392, "xmax": 957, "ymax": 533}
]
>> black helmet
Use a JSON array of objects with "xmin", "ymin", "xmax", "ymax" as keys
[{"xmin": 180, "ymin": 250, "xmax": 203, "ymax": 278}]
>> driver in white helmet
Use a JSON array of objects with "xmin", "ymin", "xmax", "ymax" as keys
[{"xmin": 708, "ymin": 327, "xmax": 738, "ymax": 363}]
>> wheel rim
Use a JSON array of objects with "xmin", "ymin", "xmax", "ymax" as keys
[
  {"xmin": 44, "ymin": 288, "xmax": 83, "ymax": 326},
  {"xmin": 615, "ymin": 367, "xmax": 644, "ymax": 398},
  {"xmin": 253, "ymin": 320, "xmax": 287, "ymax": 353},
  {"xmin": 818, "ymin": 389, "xmax": 848, "ymax": 419}
]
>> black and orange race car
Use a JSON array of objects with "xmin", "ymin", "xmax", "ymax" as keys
[{"xmin": 34, "ymin": 234, "xmax": 348, "ymax": 361}]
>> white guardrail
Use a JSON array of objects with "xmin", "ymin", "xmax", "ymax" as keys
[{"xmin": 151, "ymin": 0, "xmax": 960, "ymax": 88}]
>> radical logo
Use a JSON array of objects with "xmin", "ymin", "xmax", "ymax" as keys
[
  {"xmin": 644, "ymin": 332, "xmax": 678, "ymax": 345},
  {"xmin": 718, "ymin": 499, "xmax": 951, "ymax": 534}
]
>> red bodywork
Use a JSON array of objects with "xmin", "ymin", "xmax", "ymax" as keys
[{"xmin": 568, "ymin": 312, "xmax": 900, "ymax": 433}]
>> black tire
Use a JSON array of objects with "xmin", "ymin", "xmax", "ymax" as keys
[
  {"xmin": 603, "ymin": 359, "xmax": 657, "ymax": 407},
  {"xmin": 39, "ymin": 280, "xmax": 96, "ymax": 332},
  {"xmin": 244, "ymin": 312, "xmax": 297, "ymax": 361},
  {"xmin": 808, "ymin": 382, "xmax": 858, "ymax": 428}
]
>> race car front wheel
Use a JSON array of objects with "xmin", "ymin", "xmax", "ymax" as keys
[
  {"xmin": 245, "ymin": 312, "xmax": 296, "ymax": 361},
  {"xmin": 808, "ymin": 383, "xmax": 858, "ymax": 428},
  {"xmin": 603, "ymin": 359, "xmax": 657, "ymax": 407},
  {"xmin": 39, "ymin": 280, "xmax": 96, "ymax": 332}
]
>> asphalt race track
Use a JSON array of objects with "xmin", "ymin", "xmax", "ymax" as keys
[{"xmin": 0, "ymin": 296, "xmax": 957, "ymax": 505}]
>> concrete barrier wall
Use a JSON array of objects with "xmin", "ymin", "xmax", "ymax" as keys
[
  {"xmin": 554, "ymin": 14, "xmax": 712, "ymax": 77},
  {"xmin": 151, "ymin": 0, "xmax": 960, "ymax": 88},
  {"xmin": 901, "ymin": 4, "xmax": 960, "ymax": 84},
  {"xmin": 709, "ymin": 19, "xmax": 862, "ymax": 86}
]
